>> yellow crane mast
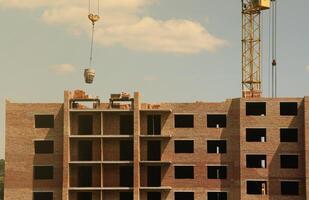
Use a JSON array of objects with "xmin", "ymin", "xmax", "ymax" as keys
[{"xmin": 241, "ymin": 0, "xmax": 270, "ymax": 98}]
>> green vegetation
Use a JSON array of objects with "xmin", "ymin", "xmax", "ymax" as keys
[{"xmin": 0, "ymin": 159, "xmax": 4, "ymax": 200}]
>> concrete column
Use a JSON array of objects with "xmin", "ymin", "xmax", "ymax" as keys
[
  {"xmin": 133, "ymin": 92, "xmax": 141, "ymax": 200},
  {"xmin": 304, "ymin": 97, "xmax": 309, "ymax": 199}
]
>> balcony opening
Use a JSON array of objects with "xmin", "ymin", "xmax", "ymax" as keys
[
  {"xmin": 247, "ymin": 181, "xmax": 267, "ymax": 195},
  {"xmin": 33, "ymin": 192, "xmax": 53, "ymax": 200},
  {"xmin": 207, "ymin": 140, "xmax": 226, "ymax": 154},
  {"xmin": 246, "ymin": 128, "xmax": 266, "ymax": 142},
  {"xmin": 35, "ymin": 115, "xmax": 54, "ymax": 128},
  {"xmin": 147, "ymin": 192, "xmax": 161, "ymax": 200},
  {"xmin": 280, "ymin": 128, "xmax": 298, "ymax": 142},
  {"xmin": 33, "ymin": 166, "xmax": 53, "ymax": 180},
  {"xmin": 280, "ymin": 155, "xmax": 298, "ymax": 168},
  {"xmin": 120, "ymin": 140, "xmax": 133, "ymax": 161},
  {"xmin": 207, "ymin": 114, "xmax": 227, "ymax": 128},
  {"xmin": 246, "ymin": 102, "xmax": 266, "ymax": 116},
  {"xmin": 78, "ymin": 166, "xmax": 92, "ymax": 187},
  {"xmin": 175, "ymin": 140, "xmax": 194, "ymax": 153},
  {"xmin": 207, "ymin": 192, "xmax": 227, "ymax": 200},
  {"xmin": 120, "ymin": 166, "xmax": 133, "ymax": 187},
  {"xmin": 207, "ymin": 166, "xmax": 227, "ymax": 179},
  {"xmin": 246, "ymin": 155, "xmax": 266, "ymax": 168},
  {"xmin": 147, "ymin": 140, "xmax": 161, "ymax": 161},
  {"xmin": 147, "ymin": 166, "xmax": 161, "ymax": 187},
  {"xmin": 78, "ymin": 115, "xmax": 93, "ymax": 135},
  {"xmin": 174, "ymin": 166, "xmax": 194, "ymax": 179},
  {"xmin": 147, "ymin": 115, "xmax": 161, "ymax": 135},
  {"xmin": 280, "ymin": 102, "xmax": 298, "ymax": 116},
  {"xmin": 174, "ymin": 115, "xmax": 194, "ymax": 128},
  {"xmin": 78, "ymin": 140, "xmax": 92, "ymax": 161},
  {"xmin": 120, "ymin": 115, "xmax": 134, "ymax": 135},
  {"xmin": 34, "ymin": 140, "xmax": 54, "ymax": 154},
  {"xmin": 174, "ymin": 192, "xmax": 194, "ymax": 200},
  {"xmin": 77, "ymin": 192, "xmax": 92, "ymax": 200},
  {"xmin": 120, "ymin": 192, "xmax": 133, "ymax": 200},
  {"xmin": 281, "ymin": 181, "xmax": 299, "ymax": 195}
]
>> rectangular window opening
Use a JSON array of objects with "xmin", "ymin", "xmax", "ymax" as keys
[
  {"xmin": 78, "ymin": 115, "xmax": 93, "ymax": 135},
  {"xmin": 147, "ymin": 166, "xmax": 161, "ymax": 187},
  {"xmin": 120, "ymin": 192, "xmax": 133, "ymax": 200},
  {"xmin": 174, "ymin": 115, "xmax": 194, "ymax": 128},
  {"xmin": 120, "ymin": 140, "xmax": 133, "ymax": 161},
  {"xmin": 78, "ymin": 166, "xmax": 92, "ymax": 187},
  {"xmin": 33, "ymin": 192, "xmax": 53, "ymax": 200},
  {"xmin": 246, "ymin": 155, "xmax": 267, "ymax": 168},
  {"xmin": 174, "ymin": 192, "xmax": 194, "ymax": 200},
  {"xmin": 120, "ymin": 115, "xmax": 134, "ymax": 135},
  {"xmin": 174, "ymin": 166, "xmax": 194, "ymax": 179},
  {"xmin": 246, "ymin": 128, "xmax": 266, "ymax": 142},
  {"xmin": 247, "ymin": 181, "xmax": 267, "ymax": 195},
  {"xmin": 246, "ymin": 102, "xmax": 266, "ymax": 116},
  {"xmin": 207, "ymin": 192, "xmax": 227, "ymax": 200},
  {"xmin": 280, "ymin": 128, "xmax": 298, "ymax": 142},
  {"xmin": 120, "ymin": 166, "xmax": 133, "ymax": 187},
  {"xmin": 207, "ymin": 114, "xmax": 227, "ymax": 128},
  {"xmin": 147, "ymin": 115, "xmax": 161, "ymax": 135},
  {"xmin": 35, "ymin": 115, "xmax": 54, "ymax": 128},
  {"xmin": 281, "ymin": 181, "xmax": 299, "ymax": 195},
  {"xmin": 207, "ymin": 166, "xmax": 227, "ymax": 179},
  {"xmin": 280, "ymin": 155, "xmax": 298, "ymax": 168},
  {"xmin": 175, "ymin": 140, "xmax": 194, "ymax": 153},
  {"xmin": 77, "ymin": 192, "xmax": 92, "ymax": 200},
  {"xmin": 78, "ymin": 140, "xmax": 92, "ymax": 161},
  {"xmin": 280, "ymin": 102, "xmax": 298, "ymax": 116},
  {"xmin": 207, "ymin": 140, "xmax": 227, "ymax": 154},
  {"xmin": 34, "ymin": 141, "xmax": 54, "ymax": 154},
  {"xmin": 147, "ymin": 192, "xmax": 161, "ymax": 200},
  {"xmin": 33, "ymin": 166, "xmax": 53, "ymax": 180},
  {"xmin": 147, "ymin": 140, "xmax": 161, "ymax": 161}
]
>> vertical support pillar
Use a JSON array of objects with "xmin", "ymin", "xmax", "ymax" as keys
[
  {"xmin": 133, "ymin": 92, "xmax": 141, "ymax": 200},
  {"xmin": 62, "ymin": 91, "xmax": 71, "ymax": 200},
  {"xmin": 304, "ymin": 97, "xmax": 309, "ymax": 199},
  {"xmin": 100, "ymin": 112, "xmax": 104, "ymax": 200}
]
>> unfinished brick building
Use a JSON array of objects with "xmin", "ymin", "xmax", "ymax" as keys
[{"xmin": 4, "ymin": 90, "xmax": 309, "ymax": 200}]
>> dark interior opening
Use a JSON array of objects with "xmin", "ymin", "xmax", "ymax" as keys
[
  {"xmin": 280, "ymin": 102, "xmax": 298, "ymax": 116},
  {"xmin": 78, "ymin": 166, "xmax": 92, "ymax": 187},
  {"xmin": 207, "ymin": 192, "xmax": 227, "ymax": 200},
  {"xmin": 147, "ymin": 166, "xmax": 161, "ymax": 187},
  {"xmin": 120, "ymin": 140, "xmax": 133, "ymax": 161},
  {"xmin": 78, "ymin": 115, "xmax": 93, "ymax": 135},
  {"xmin": 280, "ymin": 155, "xmax": 298, "ymax": 168},
  {"xmin": 33, "ymin": 192, "xmax": 53, "ymax": 200},
  {"xmin": 246, "ymin": 102, "xmax": 266, "ymax": 116},
  {"xmin": 207, "ymin": 166, "xmax": 227, "ymax": 179},
  {"xmin": 120, "ymin": 166, "xmax": 133, "ymax": 187},
  {"xmin": 175, "ymin": 140, "xmax": 194, "ymax": 153},
  {"xmin": 147, "ymin": 192, "xmax": 161, "ymax": 200},
  {"xmin": 174, "ymin": 115, "xmax": 194, "ymax": 128},
  {"xmin": 78, "ymin": 140, "xmax": 93, "ymax": 161},
  {"xmin": 120, "ymin": 192, "xmax": 133, "ymax": 200},
  {"xmin": 207, "ymin": 114, "xmax": 227, "ymax": 128},
  {"xmin": 35, "ymin": 115, "xmax": 54, "ymax": 128},
  {"xmin": 35, "ymin": 140, "xmax": 54, "ymax": 154},
  {"xmin": 174, "ymin": 166, "xmax": 194, "ymax": 179},
  {"xmin": 281, "ymin": 181, "xmax": 299, "ymax": 195},
  {"xmin": 147, "ymin": 115, "xmax": 161, "ymax": 135},
  {"xmin": 174, "ymin": 192, "xmax": 194, "ymax": 200},
  {"xmin": 246, "ymin": 155, "xmax": 266, "ymax": 168},
  {"xmin": 207, "ymin": 140, "xmax": 226, "ymax": 154},
  {"xmin": 247, "ymin": 181, "xmax": 267, "ymax": 195},
  {"xmin": 246, "ymin": 128, "xmax": 266, "ymax": 142},
  {"xmin": 33, "ymin": 166, "xmax": 53, "ymax": 180},
  {"xmin": 77, "ymin": 192, "xmax": 92, "ymax": 200},
  {"xmin": 147, "ymin": 140, "xmax": 161, "ymax": 161},
  {"xmin": 280, "ymin": 128, "xmax": 298, "ymax": 142},
  {"xmin": 120, "ymin": 115, "xmax": 134, "ymax": 135}
]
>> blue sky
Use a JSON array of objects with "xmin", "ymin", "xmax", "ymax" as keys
[{"xmin": 0, "ymin": 0, "xmax": 308, "ymax": 158}]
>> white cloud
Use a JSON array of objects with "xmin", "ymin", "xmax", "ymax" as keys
[
  {"xmin": 49, "ymin": 64, "xmax": 75, "ymax": 75},
  {"xmin": 306, "ymin": 65, "xmax": 309, "ymax": 72},
  {"xmin": 0, "ymin": 0, "xmax": 227, "ymax": 54}
]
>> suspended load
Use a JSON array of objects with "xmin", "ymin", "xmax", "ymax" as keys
[{"xmin": 84, "ymin": 0, "xmax": 101, "ymax": 84}]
